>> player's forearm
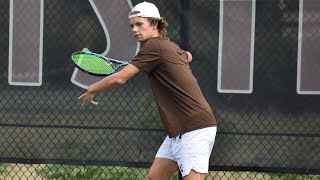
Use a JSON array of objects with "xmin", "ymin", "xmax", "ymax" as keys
[
  {"xmin": 86, "ymin": 64, "xmax": 139, "ymax": 94},
  {"xmin": 87, "ymin": 75, "xmax": 123, "ymax": 94}
]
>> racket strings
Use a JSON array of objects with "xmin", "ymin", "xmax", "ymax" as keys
[{"xmin": 73, "ymin": 54, "xmax": 115, "ymax": 74}]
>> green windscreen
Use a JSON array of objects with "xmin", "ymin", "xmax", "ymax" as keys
[{"xmin": 72, "ymin": 53, "xmax": 114, "ymax": 75}]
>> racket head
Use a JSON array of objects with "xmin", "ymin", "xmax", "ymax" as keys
[{"xmin": 71, "ymin": 52, "xmax": 115, "ymax": 76}]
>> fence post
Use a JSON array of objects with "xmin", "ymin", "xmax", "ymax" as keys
[
  {"xmin": 180, "ymin": 0, "xmax": 190, "ymax": 51},
  {"xmin": 179, "ymin": 1, "xmax": 189, "ymax": 179}
]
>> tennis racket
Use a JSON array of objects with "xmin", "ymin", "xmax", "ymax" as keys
[{"xmin": 71, "ymin": 51, "xmax": 128, "ymax": 76}]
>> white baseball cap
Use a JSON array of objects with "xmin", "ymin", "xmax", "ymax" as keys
[{"xmin": 128, "ymin": 1, "xmax": 161, "ymax": 19}]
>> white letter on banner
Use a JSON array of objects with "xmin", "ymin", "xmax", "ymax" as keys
[
  {"xmin": 217, "ymin": 0, "xmax": 256, "ymax": 93},
  {"xmin": 8, "ymin": 0, "xmax": 44, "ymax": 86},
  {"xmin": 70, "ymin": 0, "xmax": 140, "ymax": 89},
  {"xmin": 297, "ymin": 0, "xmax": 320, "ymax": 94}
]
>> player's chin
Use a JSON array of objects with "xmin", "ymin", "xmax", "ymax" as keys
[{"xmin": 135, "ymin": 37, "xmax": 146, "ymax": 42}]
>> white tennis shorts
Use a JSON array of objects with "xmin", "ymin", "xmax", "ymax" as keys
[{"xmin": 155, "ymin": 126, "xmax": 217, "ymax": 177}]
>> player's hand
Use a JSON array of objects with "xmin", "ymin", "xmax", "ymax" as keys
[
  {"xmin": 186, "ymin": 51, "xmax": 192, "ymax": 63},
  {"xmin": 78, "ymin": 90, "xmax": 98, "ymax": 106}
]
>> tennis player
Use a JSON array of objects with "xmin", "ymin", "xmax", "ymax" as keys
[{"xmin": 79, "ymin": 1, "xmax": 217, "ymax": 179}]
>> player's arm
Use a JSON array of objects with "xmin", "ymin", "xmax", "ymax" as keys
[
  {"xmin": 79, "ymin": 64, "xmax": 140, "ymax": 106},
  {"xmin": 88, "ymin": 64, "xmax": 139, "ymax": 92}
]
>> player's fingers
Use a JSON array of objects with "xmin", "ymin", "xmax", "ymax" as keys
[
  {"xmin": 78, "ymin": 93, "xmax": 87, "ymax": 100},
  {"xmin": 91, "ymin": 100, "xmax": 99, "ymax": 106},
  {"xmin": 82, "ymin": 98, "xmax": 87, "ymax": 106},
  {"xmin": 80, "ymin": 93, "xmax": 91, "ymax": 106},
  {"xmin": 79, "ymin": 92, "xmax": 96, "ymax": 106}
]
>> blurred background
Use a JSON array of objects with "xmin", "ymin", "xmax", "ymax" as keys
[{"xmin": 0, "ymin": 0, "xmax": 320, "ymax": 179}]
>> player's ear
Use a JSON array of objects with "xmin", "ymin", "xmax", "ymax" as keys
[
  {"xmin": 154, "ymin": 21, "xmax": 158, "ymax": 28},
  {"xmin": 149, "ymin": 18, "xmax": 158, "ymax": 28}
]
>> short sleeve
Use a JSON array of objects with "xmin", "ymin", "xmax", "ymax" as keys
[{"xmin": 130, "ymin": 39, "xmax": 161, "ymax": 73}]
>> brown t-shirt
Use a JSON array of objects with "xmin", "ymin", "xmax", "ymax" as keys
[{"xmin": 130, "ymin": 37, "xmax": 216, "ymax": 137}]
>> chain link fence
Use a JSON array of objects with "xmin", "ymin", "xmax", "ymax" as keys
[{"xmin": 1, "ymin": 0, "xmax": 320, "ymax": 179}]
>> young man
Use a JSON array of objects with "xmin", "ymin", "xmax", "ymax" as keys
[{"xmin": 79, "ymin": 1, "xmax": 217, "ymax": 179}]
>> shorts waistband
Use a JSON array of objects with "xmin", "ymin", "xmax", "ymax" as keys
[{"xmin": 169, "ymin": 134, "xmax": 182, "ymax": 139}]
